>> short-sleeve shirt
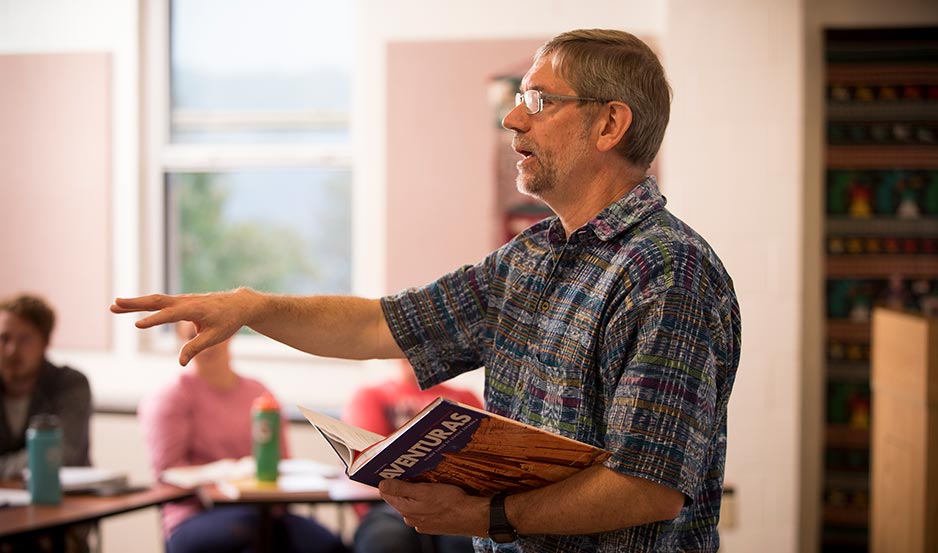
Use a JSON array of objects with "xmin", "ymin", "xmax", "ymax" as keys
[{"xmin": 381, "ymin": 176, "xmax": 742, "ymax": 552}]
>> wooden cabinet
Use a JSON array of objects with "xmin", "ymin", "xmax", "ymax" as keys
[
  {"xmin": 821, "ymin": 27, "xmax": 938, "ymax": 552},
  {"xmin": 870, "ymin": 309, "xmax": 938, "ymax": 553}
]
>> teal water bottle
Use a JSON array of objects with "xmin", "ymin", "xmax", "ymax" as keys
[
  {"xmin": 26, "ymin": 414, "xmax": 63, "ymax": 505},
  {"xmin": 252, "ymin": 393, "xmax": 280, "ymax": 482}
]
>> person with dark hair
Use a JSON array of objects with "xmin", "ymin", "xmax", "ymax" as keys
[
  {"xmin": 112, "ymin": 29, "xmax": 741, "ymax": 553},
  {"xmin": 0, "ymin": 293, "xmax": 93, "ymax": 553},
  {"xmin": 0, "ymin": 293, "xmax": 91, "ymax": 479}
]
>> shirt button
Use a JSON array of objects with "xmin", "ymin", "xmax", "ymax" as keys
[{"xmin": 539, "ymin": 301, "xmax": 550, "ymax": 312}]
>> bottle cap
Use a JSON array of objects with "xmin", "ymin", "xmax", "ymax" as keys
[
  {"xmin": 28, "ymin": 414, "xmax": 61, "ymax": 430},
  {"xmin": 252, "ymin": 393, "xmax": 280, "ymax": 411}
]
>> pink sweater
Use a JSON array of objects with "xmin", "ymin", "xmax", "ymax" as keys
[{"xmin": 137, "ymin": 371, "xmax": 290, "ymax": 536}]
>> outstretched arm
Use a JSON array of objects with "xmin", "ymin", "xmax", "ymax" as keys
[{"xmin": 111, "ymin": 288, "xmax": 404, "ymax": 365}]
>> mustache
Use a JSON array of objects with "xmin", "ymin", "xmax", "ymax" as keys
[{"xmin": 511, "ymin": 138, "xmax": 536, "ymax": 155}]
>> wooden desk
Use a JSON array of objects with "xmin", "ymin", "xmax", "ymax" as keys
[
  {"xmin": 198, "ymin": 477, "xmax": 382, "ymax": 553},
  {"xmin": 198, "ymin": 476, "xmax": 381, "ymax": 507},
  {"xmin": 0, "ymin": 483, "xmax": 192, "ymax": 540}
]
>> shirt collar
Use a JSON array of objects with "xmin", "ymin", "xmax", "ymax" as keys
[{"xmin": 585, "ymin": 175, "xmax": 667, "ymax": 241}]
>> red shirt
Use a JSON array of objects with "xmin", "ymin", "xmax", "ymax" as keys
[{"xmin": 341, "ymin": 378, "xmax": 482, "ymax": 436}]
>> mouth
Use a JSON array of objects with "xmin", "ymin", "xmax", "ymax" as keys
[
  {"xmin": 512, "ymin": 140, "xmax": 535, "ymax": 160},
  {"xmin": 512, "ymin": 141, "xmax": 537, "ymax": 170}
]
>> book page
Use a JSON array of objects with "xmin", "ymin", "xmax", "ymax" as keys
[
  {"xmin": 298, "ymin": 406, "xmax": 385, "ymax": 463},
  {"xmin": 60, "ymin": 466, "xmax": 128, "ymax": 493}
]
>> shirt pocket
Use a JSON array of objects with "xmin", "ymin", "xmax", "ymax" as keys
[{"xmin": 523, "ymin": 318, "xmax": 598, "ymax": 435}]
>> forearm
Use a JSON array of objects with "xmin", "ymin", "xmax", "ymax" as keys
[
  {"xmin": 379, "ymin": 464, "xmax": 684, "ymax": 539},
  {"xmin": 505, "ymin": 465, "xmax": 683, "ymax": 536},
  {"xmin": 113, "ymin": 288, "xmax": 404, "ymax": 364},
  {"xmin": 243, "ymin": 290, "xmax": 403, "ymax": 360}
]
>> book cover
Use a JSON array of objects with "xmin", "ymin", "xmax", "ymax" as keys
[{"xmin": 299, "ymin": 397, "xmax": 610, "ymax": 496}]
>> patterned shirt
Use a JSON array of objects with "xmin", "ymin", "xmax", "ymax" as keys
[{"xmin": 381, "ymin": 176, "xmax": 742, "ymax": 553}]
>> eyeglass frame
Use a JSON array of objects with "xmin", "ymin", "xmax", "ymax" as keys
[{"xmin": 514, "ymin": 89, "xmax": 608, "ymax": 115}]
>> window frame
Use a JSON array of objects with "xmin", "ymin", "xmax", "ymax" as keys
[{"xmin": 140, "ymin": 0, "xmax": 378, "ymax": 359}]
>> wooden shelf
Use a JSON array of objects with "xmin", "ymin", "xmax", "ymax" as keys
[
  {"xmin": 826, "ymin": 424, "xmax": 871, "ymax": 449},
  {"xmin": 824, "ymin": 504, "xmax": 870, "ymax": 528},
  {"xmin": 827, "ymin": 320, "xmax": 871, "ymax": 341},
  {"xmin": 827, "ymin": 63, "xmax": 938, "ymax": 84},
  {"xmin": 826, "ymin": 254, "xmax": 938, "ymax": 277},
  {"xmin": 826, "ymin": 510, "xmax": 869, "ymax": 528},
  {"xmin": 827, "ymin": 362, "xmax": 870, "ymax": 382},
  {"xmin": 826, "ymin": 217, "xmax": 938, "ymax": 237},
  {"xmin": 825, "ymin": 470, "xmax": 870, "ymax": 489},
  {"xmin": 827, "ymin": 101, "xmax": 938, "ymax": 122},
  {"xmin": 826, "ymin": 145, "xmax": 938, "ymax": 168}
]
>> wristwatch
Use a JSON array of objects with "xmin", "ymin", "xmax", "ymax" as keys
[{"xmin": 488, "ymin": 492, "xmax": 518, "ymax": 543}]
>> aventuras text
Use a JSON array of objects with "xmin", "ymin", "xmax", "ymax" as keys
[{"xmin": 378, "ymin": 411, "xmax": 474, "ymax": 479}]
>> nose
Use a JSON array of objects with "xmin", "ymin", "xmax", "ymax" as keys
[{"xmin": 501, "ymin": 102, "xmax": 529, "ymax": 133}]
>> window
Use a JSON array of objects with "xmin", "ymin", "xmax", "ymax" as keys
[{"xmin": 145, "ymin": 0, "xmax": 355, "ymax": 303}]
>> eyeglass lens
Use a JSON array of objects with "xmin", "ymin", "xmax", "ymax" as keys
[{"xmin": 514, "ymin": 90, "xmax": 541, "ymax": 114}]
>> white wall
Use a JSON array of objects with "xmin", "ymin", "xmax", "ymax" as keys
[{"xmin": 663, "ymin": 2, "xmax": 805, "ymax": 551}]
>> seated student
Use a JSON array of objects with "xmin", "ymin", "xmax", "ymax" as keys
[
  {"xmin": 138, "ymin": 321, "xmax": 346, "ymax": 553},
  {"xmin": 342, "ymin": 360, "xmax": 481, "ymax": 553},
  {"xmin": 0, "ymin": 293, "xmax": 93, "ymax": 553}
]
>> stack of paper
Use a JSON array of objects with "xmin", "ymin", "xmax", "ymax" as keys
[
  {"xmin": 161, "ymin": 458, "xmax": 255, "ymax": 489},
  {"xmin": 60, "ymin": 466, "xmax": 128, "ymax": 493},
  {"xmin": 161, "ymin": 457, "xmax": 340, "ymax": 490},
  {"xmin": 0, "ymin": 487, "xmax": 30, "ymax": 507}
]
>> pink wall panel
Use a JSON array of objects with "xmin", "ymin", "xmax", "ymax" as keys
[
  {"xmin": 386, "ymin": 38, "xmax": 546, "ymax": 294},
  {"xmin": 0, "ymin": 53, "xmax": 112, "ymax": 349}
]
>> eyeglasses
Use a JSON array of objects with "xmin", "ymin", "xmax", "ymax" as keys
[{"xmin": 514, "ymin": 89, "xmax": 607, "ymax": 115}]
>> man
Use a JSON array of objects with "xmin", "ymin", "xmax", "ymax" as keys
[
  {"xmin": 1, "ymin": 293, "xmax": 92, "ymax": 480},
  {"xmin": 113, "ymin": 29, "xmax": 741, "ymax": 552}
]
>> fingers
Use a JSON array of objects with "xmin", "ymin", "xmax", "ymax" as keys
[
  {"xmin": 112, "ymin": 294, "xmax": 195, "ymax": 330},
  {"xmin": 110, "ymin": 292, "xmax": 243, "ymax": 366},
  {"xmin": 178, "ymin": 328, "xmax": 228, "ymax": 367},
  {"xmin": 378, "ymin": 478, "xmax": 423, "ymax": 501},
  {"xmin": 109, "ymin": 294, "xmax": 172, "ymax": 314},
  {"xmin": 379, "ymin": 481, "xmax": 478, "ymax": 536},
  {"xmin": 135, "ymin": 309, "xmax": 184, "ymax": 330}
]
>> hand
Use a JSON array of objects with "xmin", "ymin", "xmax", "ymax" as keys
[
  {"xmin": 110, "ymin": 289, "xmax": 260, "ymax": 365},
  {"xmin": 378, "ymin": 479, "xmax": 489, "ymax": 537}
]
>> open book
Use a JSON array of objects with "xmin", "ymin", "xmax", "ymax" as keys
[{"xmin": 298, "ymin": 397, "xmax": 611, "ymax": 496}]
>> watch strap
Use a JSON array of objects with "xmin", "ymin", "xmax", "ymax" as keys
[{"xmin": 488, "ymin": 492, "xmax": 518, "ymax": 543}]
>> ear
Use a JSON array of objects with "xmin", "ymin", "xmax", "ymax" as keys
[{"xmin": 594, "ymin": 101, "xmax": 632, "ymax": 153}]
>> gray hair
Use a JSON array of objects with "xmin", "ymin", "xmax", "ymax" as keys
[{"xmin": 536, "ymin": 29, "xmax": 672, "ymax": 170}]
